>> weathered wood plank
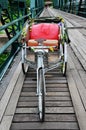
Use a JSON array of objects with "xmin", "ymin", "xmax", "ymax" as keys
[
  {"xmin": 0, "ymin": 116, "xmax": 13, "ymax": 130},
  {"xmin": 67, "ymin": 64, "xmax": 86, "ymax": 130},
  {"xmin": 11, "ymin": 122, "xmax": 79, "ymax": 130},
  {"xmin": 4, "ymin": 71, "xmax": 25, "ymax": 115},
  {"xmin": 68, "ymin": 46, "xmax": 82, "ymax": 70},
  {"xmin": 0, "ymin": 62, "xmax": 21, "ymax": 122},
  {"xmin": 19, "ymin": 96, "xmax": 71, "ymax": 102},
  {"xmin": 0, "ymin": 52, "xmax": 21, "ymax": 100},
  {"xmin": 0, "ymin": 65, "xmax": 27, "ymax": 130},
  {"xmin": 20, "ymin": 92, "xmax": 69, "ymax": 97},
  {"xmin": 15, "ymin": 107, "xmax": 74, "ymax": 114},
  {"xmin": 18, "ymin": 101, "xmax": 72, "ymax": 107},
  {"xmin": 23, "ymin": 83, "xmax": 67, "ymax": 88},
  {"xmin": 78, "ymin": 70, "xmax": 86, "ymax": 89},
  {"xmin": 13, "ymin": 114, "xmax": 76, "ymax": 122},
  {"xmin": 24, "ymin": 80, "xmax": 67, "ymax": 84},
  {"xmin": 68, "ymin": 49, "xmax": 86, "ymax": 110},
  {"xmin": 25, "ymin": 76, "xmax": 66, "ymax": 80},
  {"xmin": 22, "ymin": 87, "xmax": 68, "ymax": 92}
]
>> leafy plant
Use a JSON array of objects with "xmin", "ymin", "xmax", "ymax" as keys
[{"xmin": 0, "ymin": 52, "xmax": 10, "ymax": 67}]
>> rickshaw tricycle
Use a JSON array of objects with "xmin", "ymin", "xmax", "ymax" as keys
[{"xmin": 21, "ymin": 17, "xmax": 69, "ymax": 121}]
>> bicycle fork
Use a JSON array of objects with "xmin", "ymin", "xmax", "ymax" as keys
[{"xmin": 37, "ymin": 53, "xmax": 46, "ymax": 94}]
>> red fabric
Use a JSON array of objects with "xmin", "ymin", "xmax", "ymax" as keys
[{"xmin": 30, "ymin": 23, "xmax": 60, "ymax": 40}]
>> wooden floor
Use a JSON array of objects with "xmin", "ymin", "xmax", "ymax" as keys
[
  {"xmin": 0, "ymin": 7, "xmax": 86, "ymax": 130},
  {"xmin": 10, "ymin": 68, "xmax": 79, "ymax": 130}
]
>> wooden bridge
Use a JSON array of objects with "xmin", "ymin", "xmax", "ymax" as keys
[{"xmin": 0, "ymin": 7, "xmax": 86, "ymax": 130}]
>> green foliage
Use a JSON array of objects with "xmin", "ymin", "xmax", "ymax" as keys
[
  {"xmin": 0, "ymin": 52, "xmax": 10, "ymax": 67},
  {"xmin": 64, "ymin": 0, "xmax": 68, "ymax": 4},
  {"xmin": 26, "ymin": 0, "xmax": 30, "ymax": 7}
]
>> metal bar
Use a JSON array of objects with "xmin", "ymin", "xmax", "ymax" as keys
[
  {"xmin": 0, "ymin": 31, "xmax": 21, "ymax": 54},
  {"xmin": 0, "ymin": 47, "xmax": 20, "ymax": 81},
  {"xmin": 0, "ymin": 6, "xmax": 2, "ymax": 19},
  {"xmin": 45, "ymin": 60, "xmax": 62, "ymax": 73},
  {"xmin": 0, "ymin": 13, "xmax": 31, "ymax": 31},
  {"xmin": 35, "ymin": 9, "xmax": 44, "ymax": 18}
]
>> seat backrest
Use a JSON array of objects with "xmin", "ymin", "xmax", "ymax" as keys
[{"xmin": 29, "ymin": 23, "xmax": 60, "ymax": 40}]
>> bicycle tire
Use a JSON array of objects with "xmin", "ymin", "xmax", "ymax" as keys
[
  {"xmin": 62, "ymin": 42, "xmax": 67, "ymax": 76},
  {"xmin": 62, "ymin": 62, "xmax": 67, "ymax": 76},
  {"xmin": 22, "ymin": 63, "xmax": 26, "ymax": 74},
  {"xmin": 38, "ymin": 69, "xmax": 45, "ymax": 122}
]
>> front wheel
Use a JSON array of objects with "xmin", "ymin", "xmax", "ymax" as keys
[
  {"xmin": 62, "ymin": 42, "xmax": 67, "ymax": 76},
  {"xmin": 22, "ymin": 63, "xmax": 26, "ymax": 74},
  {"xmin": 62, "ymin": 61, "xmax": 67, "ymax": 76},
  {"xmin": 38, "ymin": 69, "xmax": 45, "ymax": 122}
]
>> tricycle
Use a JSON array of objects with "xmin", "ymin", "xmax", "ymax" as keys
[{"xmin": 20, "ymin": 17, "xmax": 69, "ymax": 121}]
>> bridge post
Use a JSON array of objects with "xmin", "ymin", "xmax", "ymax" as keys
[
  {"xmin": 30, "ymin": 0, "xmax": 36, "ymax": 18},
  {"xmin": 0, "ymin": 6, "xmax": 1, "ymax": 19},
  {"xmin": 36, "ymin": 0, "xmax": 40, "ymax": 14},
  {"xmin": 30, "ymin": 0, "xmax": 44, "ymax": 18},
  {"xmin": 75, "ymin": 0, "xmax": 79, "ymax": 14},
  {"xmin": 62, "ymin": 0, "xmax": 65, "ymax": 11},
  {"xmin": 59, "ymin": 0, "xmax": 62, "ymax": 9},
  {"xmin": 67, "ymin": 0, "xmax": 70, "ymax": 13},
  {"xmin": 53, "ymin": 0, "xmax": 59, "ymax": 9}
]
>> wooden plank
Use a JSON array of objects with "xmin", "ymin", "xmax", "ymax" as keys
[
  {"xmin": 20, "ymin": 92, "xmax": 69, "ymax": 97},
  {"xmin": 25, "ymin": 76, "xmax": 66, "ymax": 80},
  {"xmin": 68, "ymin": 46, "xmax": 86, "ymax": 89},
  {"xmin": 66, "ymin": 22, "xmax": 86, "ymax": 70},
  {"xmin": 19, "ymin": 96, "xmax": 71, "ymax": 102},
  {"xmin": 46, "ymin": 87, "xmax": 68, "ymax": 92},
  {"xmin": 17, "ymin": 101, "xmax": 72, "ymax": 107},
  {"xmin": 23, "ymin": 83, "xmax": 67, "ymax": 88},
  {"xmin": 0, "ymin": 68, "xmax": 26, "ymax": 130},
  {"xmin": 67, "ymin": 64, "xmax": 86, "ymax": 130},
  {"xmin": 70, "ymin": 43, "xmax": 86, "ymax": 70},
  {"xmin": 13, "ymin": 114, "xmax": 76, "ymax": 122},
  {"xmin": 17, "ymin": 102, "xmax": 38, "ymax": 107},
  {"xmin": 0, "ymin": 52, "xmax": 21, "ymax": 100},
  {"xmin": 68, "ymin": 50, "xmax": 86, "ymax": 110},
  {"xmin": 15, "ymin": 107, "xmax": 74, "ymax": 114},
  {"xmin": 0, "ymin": 62, "xmax": 21, "ymax": 122},
  {"xmin": 0, "ymin": 116, "xmax": 13, "ymax": 130},
  {"xmin": 46, "ymin": 107, "xmax": 74, "ymax": 114},
  {"xmin": 11, "ymin": 122, "xmax": 79, "ymax": 130},
  {"xmin": 4, "ymin": 71, "xmax": 25, "ymax": 115},
  {"xmin": 22, "ymin": 87, "xmax": 68, "ymax": 92},
  {"xmin": 69, "ymin": 33, "xmax": 86, "ymax": 60},
  {"xmin": 78, "ymin": 70, "xmax": 86, "ymax": 89},
  {"xmin": 24, "ymin": 80, "xmax": 67, "ymax": 84},
  {"xmin": 68, "ymin": 46, "xmax": 82, "ymax": 70}
]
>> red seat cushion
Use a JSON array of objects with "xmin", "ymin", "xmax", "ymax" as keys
[{"xmin": 29, "ymin": 23, "xmax": 60, "ymax": 40}]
